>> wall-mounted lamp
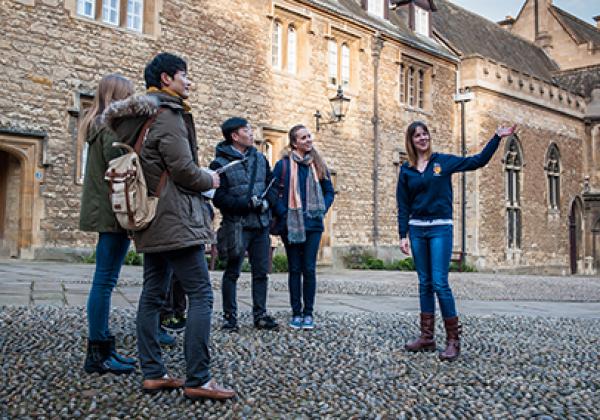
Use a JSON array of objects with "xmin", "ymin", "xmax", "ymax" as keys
[{"xmin": 314, "ymin": 86, "xmax": 351, "ymax": 132}]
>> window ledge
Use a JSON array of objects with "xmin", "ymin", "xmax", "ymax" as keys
[{"xmin": 401, "ymin": 104, "xmax": 432, "ymax": 116}]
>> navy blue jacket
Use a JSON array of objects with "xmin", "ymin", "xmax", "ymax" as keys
[
  {"xmin": 396, "ymin": 134, "xmax": 502, "ymax": 239},
  {"xmin": 272, "ymin": 156, "xmax": 335, "ymax": 233}
]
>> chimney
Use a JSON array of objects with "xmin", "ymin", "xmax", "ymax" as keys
[
  {"xmin": 594, "ymin": 15, "xmax": 600, "ymax": 29},
  {"xmin": 498, "ymin": 15, "xmax": 515, "ymax": 30}
]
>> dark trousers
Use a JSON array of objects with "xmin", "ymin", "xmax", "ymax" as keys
[
  {"xmin": 282, "ymin": 231, "xmax": 322, "ymax": 317},
  {"xmin": 137, "ymin": 245, "xmax": 212, "ymax": 387},
  {"xmin": 160, "ymin": 269, "xmax": 187, "ymax": 322},
  {"xmin": 222, "ymin": 227, "xmax": 270, "ymax": 321}
]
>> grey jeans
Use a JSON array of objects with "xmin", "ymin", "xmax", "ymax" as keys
[{"xmin": 137, "ymin": 245, "xmax": 212, "ymax": 387}]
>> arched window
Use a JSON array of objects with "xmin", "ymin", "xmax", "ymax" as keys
[
  {"xmin": 287, "ymin": 26, "xmax": 297, "ymax": 74},
  {"xmin": 545, "ymin": 144, "xmax": 560, "ymax": 210},
  {"xmin": 505, "ymin": 136, "xmax": 523, "ymax": 250},
  {"xmin": 271, "ymin": 21, "xmax": 282, "ymax": 70},
  {"xmin": 328, "ymin": 39, "xmax": 338, "ymax": 86},
  {"xmin": 341, "ymin": 43, "xmax": 350, "ymax": 88},
  {"xmin": 408, "ymin": 66, "xmax": 415, "ymax": 106}
]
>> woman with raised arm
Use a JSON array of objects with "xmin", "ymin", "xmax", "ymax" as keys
[
  {"xmin": 397, "ymin": 121, "xmax": 516, "ymax": 361},
  {"xmin": 79, "ymin": 74, "xmax": 136, "ymax": 375}
]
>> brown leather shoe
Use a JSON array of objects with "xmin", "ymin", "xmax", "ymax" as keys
[
  {"xmin": 439, "ymin": 316, "xmax": 462, "ymax": 362},
  {"xmin": 142, "ymin": 375, "xmax": 185, "ymax": 393},
  {"xmin": 405, "ymin": 313, "xmax": 436, "ymax": 352},
  {"xmin": 184, "ymin": 379, "xmax": 236, "ymax": 401}
]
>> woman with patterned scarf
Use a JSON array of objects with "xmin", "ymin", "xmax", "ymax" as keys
[{"xmin": 272, "ymin": 124, "xmax": 335, "ymax": 330}]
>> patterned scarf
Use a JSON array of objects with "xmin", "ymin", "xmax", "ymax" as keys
[{"xmin": 287, "ymin": 151, "xmax": 326, "ymax": 243}]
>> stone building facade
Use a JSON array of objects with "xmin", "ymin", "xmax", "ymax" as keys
[{"xmin": 0, "ymin": 0, "xmax": 598, "ymax": 274}]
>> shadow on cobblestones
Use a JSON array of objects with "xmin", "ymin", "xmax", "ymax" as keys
[{"xmin": 1, "ymin": 306, "xmax": 599, "ymax": 418}]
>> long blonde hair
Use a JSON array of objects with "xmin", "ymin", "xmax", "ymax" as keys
[
  {"xmin": 288, "ymin": 124, "xmax": 328, "ymax": 180},
  {"xmin": 405, "ymin": 120, "xmax": 432, "ymax": 168},
  {"xmin": 77, "ymin": 74, "xmax": 134, "ymax": 144}
]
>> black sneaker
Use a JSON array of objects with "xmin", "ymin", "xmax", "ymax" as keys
[
  {"xmin": 221, "ymin": 316, "xmax": 239, "ymax": 332},
  {"xmin": 161, "ymin": 315, "xmax": 186, "ymax": 333},
  {"xmin": 254, "ymin": 315, "xmax": 279, "ymax": 330}
]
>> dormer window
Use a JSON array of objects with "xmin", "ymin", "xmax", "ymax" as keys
[
  {"xmin": 414, "ymin": 5, "xmax": 429, "ymax": 36},
  {"xmin": 368, "ymin": 0, "xmax": 385, "ymax": 18}
]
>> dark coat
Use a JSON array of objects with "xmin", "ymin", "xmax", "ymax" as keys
[
  {"xmin": 271, "ymin": 156, "xmax": 335, "ymax": 234},
  {"xmin": 104, "ymin": 92, "xmax": 214, "ymax": 253},
  {"xmin": 209, "ymin": 142, "xmax": 276, "ymax": 230},
  {"xmin": 79, "ymin": 122, "xmax": 125, "ymax": 233}
]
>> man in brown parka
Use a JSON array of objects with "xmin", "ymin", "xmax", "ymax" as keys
[{"xmin": 104, "ymin": 53, "xmax": 235, "ymax": 400}]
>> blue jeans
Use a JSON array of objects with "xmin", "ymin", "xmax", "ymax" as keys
[
  {"xmin": 87, "ymin": 232, "xmax": 130, "ymax": 341},
  {"xmin": 137, "ymin": 245, "xmax": 213, "ymax": 387},
  {"xmin": 282, "ymin": 231, "xmax": 322, "ymax": 317},
  {"xmin": 409, "ymin": 224, "xmax": 457, "ymax": 319},
  {"xmin": 222, "ymin": 228, "xmax": 270, "ymax": 321}
]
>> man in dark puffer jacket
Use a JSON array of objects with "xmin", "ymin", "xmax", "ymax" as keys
[{"xmin": 210, "ymin": 117, "xmax": 279, "ymax": 332}]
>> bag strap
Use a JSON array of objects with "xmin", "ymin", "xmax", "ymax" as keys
[
  {"xmin": 246, "ymin": 153, "xmax": 259, "ymax": 202},
  {"xmin": 134, "ymin": 108, "xmax": 165, "ymax": 154},
  {"xmin": 277, "ymin": 158, "xmax": 287, "ymax": 198},
  {"xmin": 132, "ymin": 108, "xmax": 168, "ymax": 198}
]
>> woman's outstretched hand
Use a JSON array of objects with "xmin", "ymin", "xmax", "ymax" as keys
[
  {"xmin": 496, "ymin": 124, "xmax": 517, "ymax": 138},
  {"xmin": 400, "ymin": 238, "xmax": 410, "ymax": 255}
]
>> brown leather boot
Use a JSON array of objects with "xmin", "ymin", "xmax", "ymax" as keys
[
  {"xmin": 405, "ymin": 313, "xmax": 436, "ymax": 352},
  {"xmin": 439, "ymin": 316, "xmax": 462, "ymax": 361}
]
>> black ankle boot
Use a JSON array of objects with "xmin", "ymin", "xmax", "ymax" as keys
[
  {"xmin": 107, "ymin": 335, "xmax": 136, "ymax": 365},
  {"xmin": 83, "ymin": 339, "xmax": 135, "ymax": 375}
]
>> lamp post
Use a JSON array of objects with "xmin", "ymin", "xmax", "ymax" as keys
[
  {"xmin": 314, "ymin": 86, "xmax": 351, "ymax": 131},
  {"xmin": 453, "ymin": 87, "xmax": 474, "ymax": 272}
]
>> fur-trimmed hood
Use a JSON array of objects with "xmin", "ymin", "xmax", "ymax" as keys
[{"xmin": 102, "ymin": 92, "xmax": 185, "ymax": 146}]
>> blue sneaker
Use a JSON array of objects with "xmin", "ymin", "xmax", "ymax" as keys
[
  {"xmin": 158, "ymin": 328, "xmax": 176, "ymax": 346},
  {"xmin": 302, "ymin": 316, "xmax": 314, "ymax": 330},
  {"xmin": 289, "ymin": 316, "xmax": 303, "ymax": 329}
]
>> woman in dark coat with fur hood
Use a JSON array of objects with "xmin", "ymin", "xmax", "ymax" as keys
[{"xmin": 79, "ymin": 73, "xmax": 137, "ymax": 375}]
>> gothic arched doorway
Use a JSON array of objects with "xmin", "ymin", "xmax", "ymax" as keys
[{"xmin": 568, "ymin": 198, "xmax": 584, "ymax": 274}]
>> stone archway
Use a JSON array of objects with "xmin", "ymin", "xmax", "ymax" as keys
[
  {"xmin": 568, "ymin": 198, "xmax": 584, "ymax": 274},
  {"xmin": 0, "ymin": 132, "xmax": 45, "ymax": 258},
  {"xmin": 0, "ymin": 150, "xmax": 23, "ymax": 257}
]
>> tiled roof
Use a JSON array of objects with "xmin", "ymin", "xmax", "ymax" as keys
[
  {"xmin": 553, "ymin": 65, "xmax": 600, "ymax": 98},
  {"xmin": 303, "ymin": 0, "xmax": 458, "ymax": 62},
  {"xmin": 431, "ymin": 0, "xmax": 559, "ymax": 81},
  {"xmin": 551, "ymin": 6, "xmax": 600, "ymax": 46}
]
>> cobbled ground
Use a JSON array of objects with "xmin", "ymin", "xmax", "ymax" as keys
[{"xmin": 2, "ymin": 306, "xmax": 599, "ymax": 418}]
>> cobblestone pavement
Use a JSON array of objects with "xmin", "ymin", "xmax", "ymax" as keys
[{"xmin": 1, "ymin": 260, "xmax": 599, "ymax": 417}]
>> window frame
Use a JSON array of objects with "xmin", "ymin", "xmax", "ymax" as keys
[
  {"xmin": 69, "ymin": 0, "xmax": 158, "ymax": 36},
  {"xmin": 287, "ymin": 25, "xmax": 297, "ymax": 74},
  {"xmin": 272, "ymin": 20, "xmax": 283, "ymax": 70},
  {"xmin": 328, "ymin": 39, "xmax": 338, "ymax": 86},
  {"xmin": 504, "ymin": 136, "xmax": 523, "ymax": 251},
  {"xmin": 545, "ymin": 144, "xmax": 561, "ymax": 211},
  {"xmin": 340, "ymin": 43, "xmax": 351, "ymax": 88},
  {"xmin": 102, "ymin": 0, "xmax": 120, "ymax": 26},
  {"xmin": 126, "ymin": 0, "xmax": 144, "ymax": 32},
  {"xmin": 414, "ymin": 5, "xmax": 430, "ymax": 37},
  {"xmin": 77, "ymin": 0, "xmax": 96, "ymax": 18},
  {"xmin": 367, "ymin": 0, "xmax": 385, "ymax": 19}
]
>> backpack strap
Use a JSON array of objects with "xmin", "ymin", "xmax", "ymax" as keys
[
  {"xmin": 278, "ymin": 158, "xmax": 287, "ymax": 199},
  {"xmin": 134, "ymin": 108, "xmax": 168, "ymax": 198}
]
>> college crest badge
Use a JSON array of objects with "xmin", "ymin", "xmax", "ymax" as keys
[{"xmin": 433, "ymin": 163, "xmax": 442, "ymax": 176}]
